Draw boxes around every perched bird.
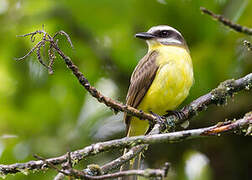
[123,25,194,170]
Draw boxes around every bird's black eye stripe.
[153,30,172,37]
[160,30,170,37]
[151,29,185,44]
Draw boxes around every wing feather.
[124,50,159,134]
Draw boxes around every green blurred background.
[0,0,251,179]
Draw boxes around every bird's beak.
[135,32,155,40]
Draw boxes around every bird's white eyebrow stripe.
[147,25,182,36]
[158,37,182,45]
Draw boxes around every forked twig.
[16,27,74,75]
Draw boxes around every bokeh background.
[0,0,252,179]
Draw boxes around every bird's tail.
[120,144,143,180]
[120,116,149,180]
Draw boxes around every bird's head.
[135,25,187,49]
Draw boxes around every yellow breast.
[128,45,194,136]
[138,45,194,115]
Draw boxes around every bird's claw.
[149,111,167,131]
[164,110,186,120]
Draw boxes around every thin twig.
[200,7,252,35]
[55,168,167,180]
[16,28,54,71]
[101,145,146,174]
[48,44,56,74]
[53,30,74,49]
[33,154,66,175]
[84,168,167,180]
[15,41,42,61]
[55,162,169,180]
[17,29,48,42]
[36,41,50,69]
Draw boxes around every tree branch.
[170,73,252,129]
[1,112,251,177]
[200,7,252,35]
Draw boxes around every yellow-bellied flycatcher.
[123,25,194,169]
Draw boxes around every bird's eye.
[159,30,170,37]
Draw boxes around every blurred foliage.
[0,0,252,179]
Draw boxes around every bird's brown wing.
[124,50,159,135]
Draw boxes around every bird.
[123,25,194,171]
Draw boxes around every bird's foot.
[149,111,167,131]
[164,110,186,120]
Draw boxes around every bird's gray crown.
[147,25,182,36]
